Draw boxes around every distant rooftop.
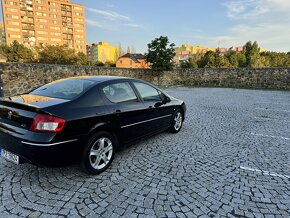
[120,53,146,63]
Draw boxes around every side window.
[102,82,137,103]
[134,82,162,102]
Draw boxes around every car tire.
[168,109,183,133]
[81,131,118,175]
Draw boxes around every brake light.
[30,114,66,133]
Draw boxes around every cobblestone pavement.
[1,88,290,218]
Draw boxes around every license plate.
[0,148,19,164]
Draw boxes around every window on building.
[5,1,17,5]
[7,27,20,32]
[35,0,45,4]
[74,12,83,16]
[8,34,21,38]
[6,20,19,25]
[6,7,18,12]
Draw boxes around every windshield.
[30,79,95,100]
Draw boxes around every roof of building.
[119,53,145,63]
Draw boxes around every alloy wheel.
[174,112,182,131]
[89,137,113,170]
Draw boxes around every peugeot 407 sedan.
[0,76,186,174]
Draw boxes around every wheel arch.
[89,122,120,149]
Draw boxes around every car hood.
[3,94,70,108]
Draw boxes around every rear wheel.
[168,109,183,133]
[81,131,117,175]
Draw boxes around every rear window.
[30,79,95,100]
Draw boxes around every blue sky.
[1,0,290,53]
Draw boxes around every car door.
[132,81,174,134]
[99,81,148,143]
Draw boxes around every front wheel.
[168,109,183,133]
[81,131,117,175]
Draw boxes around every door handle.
[148,106,153,109]
[115,110,121,116]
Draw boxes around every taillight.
[30,114,66,133]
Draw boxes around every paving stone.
[0,88,290,217]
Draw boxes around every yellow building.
[86,42,120,64]
[1,0,86,54]
[176,44,215,56]
[175,44,216,64]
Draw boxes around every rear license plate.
[0,148,19,164]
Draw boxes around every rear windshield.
[30,79,95,100]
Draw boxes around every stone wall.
[0,62,289,96]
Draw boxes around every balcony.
[22,32,35,37]
[21,6,33,11]
[61,5,72,11]
[62,22,72,28]
[21,18,34,24]
[61,12,72,17]
[22,25,34,30]
[21,12,34,17]
[63,29,73,34]
[62,17,72,22]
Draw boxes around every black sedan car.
[0,76,186,174]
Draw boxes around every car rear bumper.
[0,128,84,166]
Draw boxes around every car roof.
[64,76,133,83]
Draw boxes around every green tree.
[75,52,87,65]
[244,41,261,67]
[94,61,105,66]
[260,51,290,67]
[146,36,176,71]
[1,41,35,63]
[37,45,86,65]
[225,49,247,67]
[199,51,231,68]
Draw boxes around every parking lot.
[0,87,290,217]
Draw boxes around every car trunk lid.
[0,94,69,131]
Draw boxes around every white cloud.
[86,19,116,31]
[85,7,131,21]
[224,0,290,19]
[214,0,290,51]
[122,23,142,28]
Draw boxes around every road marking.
[250,133,290,140]
[240,166,290,179]
[255,108,290,113]
[254,117,290,123]
[258,102,290,106]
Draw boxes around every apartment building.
[1,0,86,53]
[0,22,6,45]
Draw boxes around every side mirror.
[162,96,171,104]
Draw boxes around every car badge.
[7,111,12,120]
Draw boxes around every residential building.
[1,0,86,53]
[0,22,6,45]
[175,44,215,63]
[86,42,120,64]
[216,47,228,54]
[116,53,149,69]
[235,46,244,52]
